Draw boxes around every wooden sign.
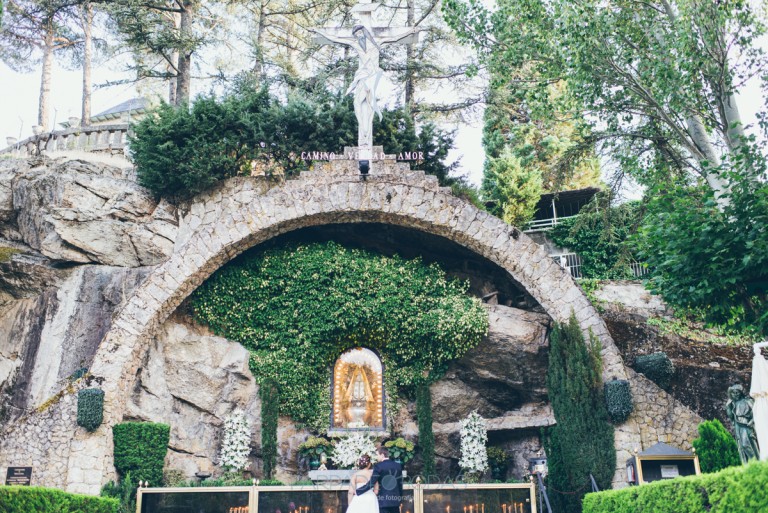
[5,466,32,486]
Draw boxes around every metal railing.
[1,124,130,157]
[552,253,583,279]
[523,215,578,233]
[135,480,538,513]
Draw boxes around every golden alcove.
[331,347,385,431]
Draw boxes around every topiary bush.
[604,379,633,424]
[634,352,675,388]
[77,388,104,432]
[0,486,119,513]
[692,419,741,473]
[583,460,768,513]
[112,422,170,486]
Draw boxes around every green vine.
[416,384,435,478]
[191,242,489,431]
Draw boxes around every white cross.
[311,2,419,162]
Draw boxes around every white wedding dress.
[347,478,379,513]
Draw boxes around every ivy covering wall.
[190,242,489,431]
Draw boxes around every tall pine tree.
[543,314,615,513]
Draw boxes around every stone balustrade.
[2,124,130,157]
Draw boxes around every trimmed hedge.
[77,388,104,432]
[634,352,675,388]
[0,486,119,513]
[604,379,633,423]
[583,460,768,513]
[113,422,170,486]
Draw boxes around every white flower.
[332,434,377,468]
[458,411,489,474]
[220,410,252,471]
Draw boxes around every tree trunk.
[175,1,194,105]
[80,3,93,126]
[404,0,416,113]
[252,0,266,80]
[168,50,178,105]
[39,21,55,131]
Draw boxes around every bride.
[347,454,378,513]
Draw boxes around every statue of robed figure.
[726,384,761,464]
[310,1,418,161]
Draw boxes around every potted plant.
[298,436,333,470]
[486,447,510,481]
[384,438,415,465]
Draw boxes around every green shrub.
[131,83,459,200]
[634,352,675,388]
[112,422,170,486]
[548,201,642,279]
[260,381,279,479]
[0,486,119,513]
[101,473,136,513]
[416,384,435,477]
[544,314,616,513]
[583,460,768,513]
[604,379,633,423]
[77,388,104,431]
[692,419,740,473]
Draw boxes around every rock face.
[126,320,262,480]
[3,157,178,266]
[595,280,753,426]
[0,259,149,420]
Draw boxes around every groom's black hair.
[377,446,390,458]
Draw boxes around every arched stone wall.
[0,162,701,494]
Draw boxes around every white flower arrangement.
[332,434,377,468]
[458,410,489,475]
[220,410,252,471]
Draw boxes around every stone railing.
[2,124,130,157]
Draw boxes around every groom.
[356,446,404,513]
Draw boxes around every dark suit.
[356,458,403,513]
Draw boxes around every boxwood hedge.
[0,486,119,513]
[583,460,768,513]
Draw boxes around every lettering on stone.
[299,151,424,161]
[5,466,32,486]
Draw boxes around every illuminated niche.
[332,348,385,431]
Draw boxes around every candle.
[470,506,473,513]
[482,504,485,513]
[502,504,507,513]
[464,507,467,513]
[447,507,450,513]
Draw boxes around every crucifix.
[311,1,419,169]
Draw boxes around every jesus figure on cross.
[311,2,418,161]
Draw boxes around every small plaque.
[660,464,679,478]
[5,466,32,486]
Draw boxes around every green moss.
[0,247,20,263]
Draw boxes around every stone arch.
[4,163,701,495]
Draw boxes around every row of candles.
[228,508,249,513]
[450,504,526,513]
[269,503,526,513]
